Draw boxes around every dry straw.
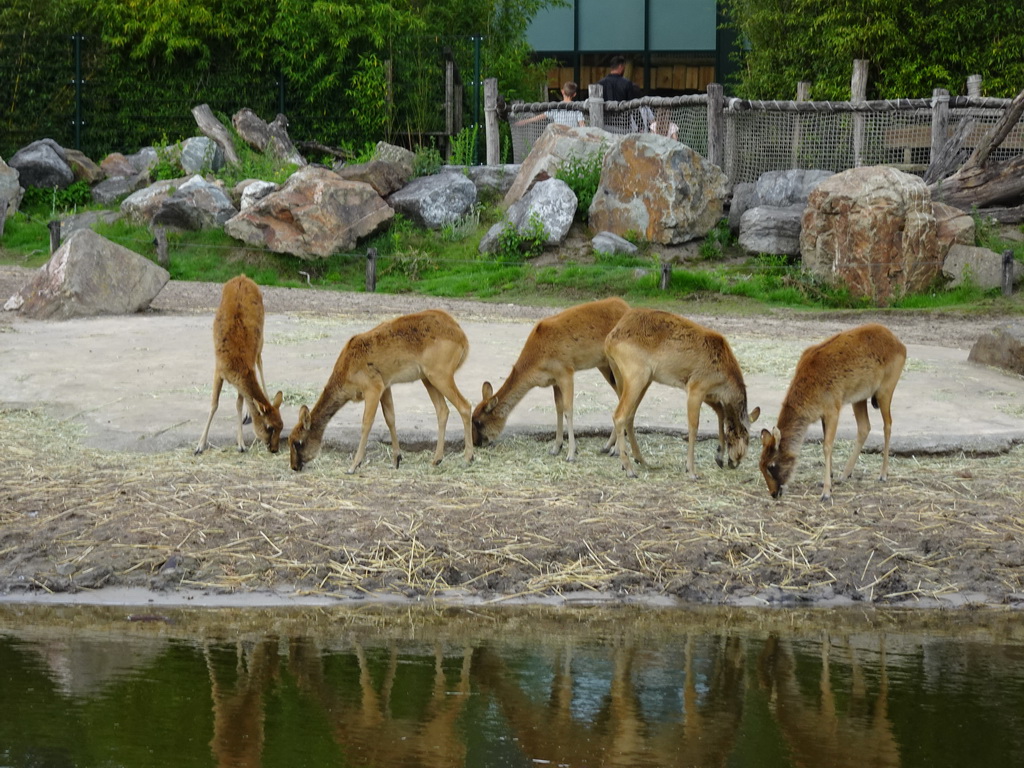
[1,408,1022,605]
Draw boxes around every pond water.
[1,603,1023,768]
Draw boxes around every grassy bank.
[3,180,1024,315]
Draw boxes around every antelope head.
[716,405,760,469]
[250,391,284,453]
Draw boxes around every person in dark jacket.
[597,55,643,102]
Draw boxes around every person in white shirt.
[516,82,585,128]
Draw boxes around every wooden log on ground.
[928,87,1024,209]
[191,104,241,167]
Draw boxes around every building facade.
[525,0,737,98]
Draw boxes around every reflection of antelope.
[288,309,474,473]
[205,639,279,768]
[758,324,906,500]
[286,638,473,768]
[757,634,899,768]
[195,275,284,455]
[472,297,629,460]
[604,308,759,478]
[472,635,746,767]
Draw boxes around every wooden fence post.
[851,60,869,166]
[967,74,983,98]
[0,199,7,240]
[484,77,500,166]
[931,88,950,167]
[154,226,169,268]
[48,220,61,253]
[1003,249,1015,296]
[791,81,811,167]
[659,260,672,290]
[588,83,605,130]
[365,247,378,293]
[445,57,456,137]
[707,82,725,171]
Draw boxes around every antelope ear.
[760,428,774,448]
[749,406,760,424]
[254,400,268,416]
[772,426,782,443]
[272,391,283,408]
[299,405,312,430]
[481,381,493,400]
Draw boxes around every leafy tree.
[721,0,1024,99]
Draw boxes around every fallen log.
[928,87,1024,210]
[191,104,241,167]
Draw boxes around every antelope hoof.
[548,444,561,456]
[393,454,403,469]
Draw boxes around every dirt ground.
[1,265,1023,609]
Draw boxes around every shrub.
[555,148,605,220]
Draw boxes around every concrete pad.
[1,311,1023,458]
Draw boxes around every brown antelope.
[472,297,629,461]
[604,308,759,479]
[759,323,906,501]
[195,275,284,455]
[289,309,474,473]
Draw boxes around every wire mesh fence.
[508,91,1024,186]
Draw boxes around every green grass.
[3,193,1024,316]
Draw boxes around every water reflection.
[1,606,1023,768]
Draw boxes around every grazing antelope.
[195,275,284,455]
[289,309,474,473]
[604,308,759,479]
[473,297,629,461]
[759,323,906,501]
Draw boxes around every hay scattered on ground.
[1,408,1022,606]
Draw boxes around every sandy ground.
[1,265,1023,608]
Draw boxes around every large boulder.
[1,156,21,218]
[231,108,305,166]
[592,231,639,256]
[91,172,151,206]
[178,136,225,174]
[943,244,1022,290]
[224,166,393,258]
[100,152,137,179]
[151,175,237,230]
[479,178,577,254]
[9,229,169,320]
[968,323,1024,376]
[336,159,410,198]
[800,166,939,305]
[388,171,477,229]
[237,180,278,211]
[731,170,832,235]
[504,124,618,207]
[452,164,521,198]
[933,201,975,259]
[374,142,416,178]
[120,178,189,225]
[64,149,104,184]
[738,206,804,255]
[588,134,729,244]
[8,139,74,189]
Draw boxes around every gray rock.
[11,229,169,319]
[388,171,477,229]
[91,171,150,206]
[754,169,833,207]
[120,178,188,225]
[592,231,639,256]
[450,164,521,197]
[738,205,804,255]
[99,152,137,179]
[1,156,21,218]
[374,142,416,178]
[728,182,755,232]
[336,158,409,198]
[179,137,225,174]
[59,209,122,237]
[943,244,1022,289]
[480,178,577,253]
[152,175,237,230]
[238,180,278,211]
[504,124,619,207]
[8,139,74,189]
[968,323,1024,376]
[126,147,159,175]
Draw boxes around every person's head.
[561,81,578,100]
[609,55,626,74]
